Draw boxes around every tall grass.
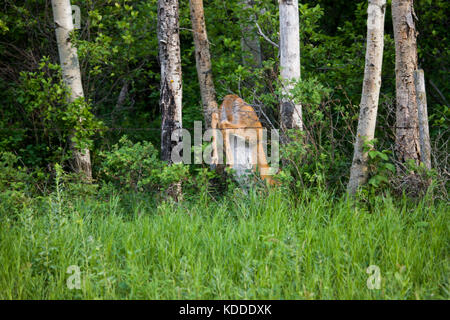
[0,186,448,299]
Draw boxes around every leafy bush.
[98,136,190,193]
[0,152,30,192]
[278,78,349,192]
[0,152,46,213]
[0,151,48,194]
[4,57,103,168]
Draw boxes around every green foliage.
[0,151,47,196]
[98,136,190,192]
[367,149,395,188]
[362,139,396,190]
[288,77,332,106]
[0,0,447,196]
[0,152,46,214]
[2,57,102,168]
[0,152,30,193]
[280,130,334,192]
[279,75,350,192]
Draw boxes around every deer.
[210,94,276,186]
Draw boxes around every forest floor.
[0,188,448,299]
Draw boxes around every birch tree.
[392,0,421,165]
[51,0,92,179]
[347,0,386,195]
[279,0,302,132]
[158,0,182,163]
[158,0,183,200]
[189,0,218,128]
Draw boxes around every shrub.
[98,136,190,193]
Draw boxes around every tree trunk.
[347,0,386,195]
[115,80,129,112]
[51,0,92,180]
[189,0,218,128]
[414,69,431,170]
[279,0,302,133]
[158,0,183,200]
[240,0,262,68]
[112,80,129,123]
[392,0,421,165]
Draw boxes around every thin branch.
[255,22,279,48]
[429,78,449,106]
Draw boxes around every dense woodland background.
[0,0,448,197]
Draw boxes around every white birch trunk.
[51,0,92,180]
[158,0,182,163]
[189,0,218,128]
[414,69,431,170]
[158,0,183,201]
[279,0,302,132]
[347,0,386,195]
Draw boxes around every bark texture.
[347,0,386,195]
[392,0,421,164]
[414,69,431,170]
[189,0,218,128]
[51,0,92,180]
[158,0,183,163]
[279,0,302,132]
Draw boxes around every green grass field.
[0,188,448,299]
